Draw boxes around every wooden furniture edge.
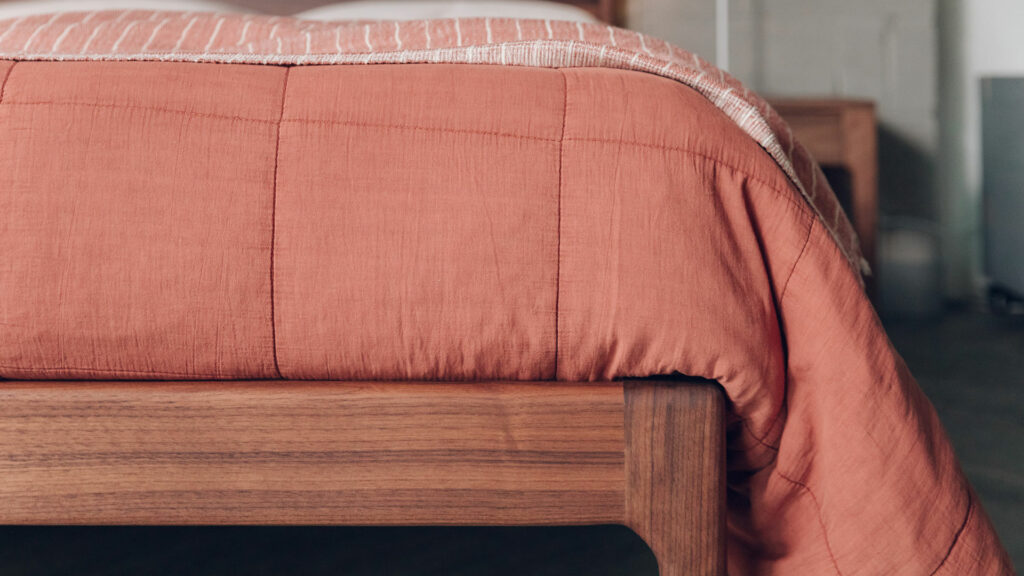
[0,378,724,574]
[624,379,726,575]
[768,97,879,290]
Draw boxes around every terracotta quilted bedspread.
[0,11,1012,574]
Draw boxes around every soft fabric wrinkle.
[0,60,15,101]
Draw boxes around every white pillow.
[294,1,598,23]
[0,0,249,19]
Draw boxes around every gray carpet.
[0,310,1019,574]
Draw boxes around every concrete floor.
[0,310,1019,574]
[886,309,1023,569]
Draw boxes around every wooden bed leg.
[624,379,726,576]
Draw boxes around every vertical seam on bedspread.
[779,214,815,303]
[0,61,16,104]
[269,66,290,379]
[555,69,568,381]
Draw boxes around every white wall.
[966,0,1024,74]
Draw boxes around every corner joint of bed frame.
[622,377,727,576]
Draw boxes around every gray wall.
[940,0,1024,298]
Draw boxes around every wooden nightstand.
[769,99,878,281]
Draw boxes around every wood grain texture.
[624,379,726,576]
[0,378,725,571]
[0,381,625,525]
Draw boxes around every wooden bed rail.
[0,378,724,575]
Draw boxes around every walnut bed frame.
[0,378,725,575]
[0,0,725,574]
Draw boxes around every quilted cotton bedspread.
[0,11,1012,574]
